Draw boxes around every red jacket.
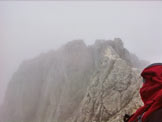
[128,63,162,122]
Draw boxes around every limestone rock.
[66,47,143,122]
[0,39,146,122]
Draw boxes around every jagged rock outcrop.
[0,38,147,122]
[66,46,143,122]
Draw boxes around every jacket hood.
[128,63,162,122]
[140,63,162,105]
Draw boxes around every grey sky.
[0,1,162,104]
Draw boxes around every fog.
[0,1,162,104]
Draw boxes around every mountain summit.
[0,39,147,122]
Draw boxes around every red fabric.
[128,65,162,122]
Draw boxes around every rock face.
[66,49,143,122]
[0,39,147,122]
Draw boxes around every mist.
[0,1,162,105]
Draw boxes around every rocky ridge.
[0,38,146,122]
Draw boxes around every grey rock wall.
[0,39,146,122]
[67,47,143,122]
